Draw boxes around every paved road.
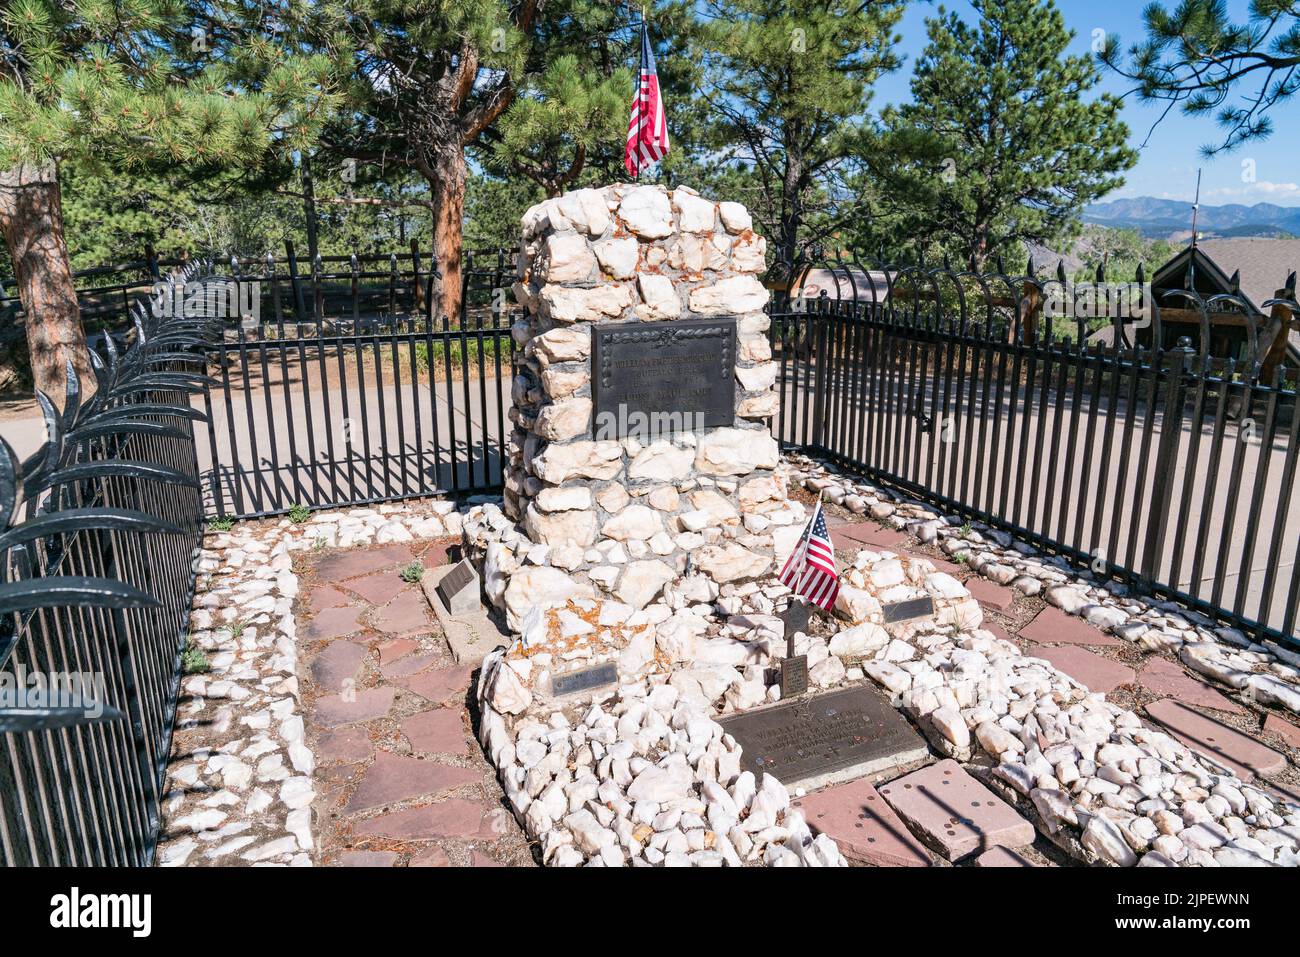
[193,371,512,515]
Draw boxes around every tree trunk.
[429,148,466,324]
[778,146,804,270]
[301,153,321,263]
[0,161,91,406]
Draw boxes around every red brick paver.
[403,709,470,756]
[380,651,440,680]
[394,665,475,706]
[317,727,375,764]
[345,751,481,813]
[974,846,1037,867]
[308,585,350,613]
[879,759,1036,861]
[310,640,368,692]
[965,577,1016,612]
[1138,658,1244,714]
[371,589,433,635]
[794,778,932,866]
[1029,645,1135,694]
[306,605,365,642]
[314,544,415,582]
[298,541,532,867]
[981,619,1013,643]
[421,540,460,567]
[1019,607,1122,647]
[344,569,409,606]
[337,850,399,867]
[314,686,396,727]
[353,800,507,841]
[830,521,909,551]
[409,846,452,867]
[1264,713,1300,749]
[379,638,420,665]
[1145,699,1286,780]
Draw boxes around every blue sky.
[871,0,1300,207]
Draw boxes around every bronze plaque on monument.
[720,685,927,788]
[590,317,736,438]
[882,596,935,624]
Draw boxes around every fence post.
[268,250,283,328]
[410,239,424,315]
[284,239,308,321]
[1141,337,1194,588]
[811,290,830,451]
[389,253,399,320]
[350,252,361,328]
[312,254,324,323]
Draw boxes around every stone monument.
[496,183,806,628]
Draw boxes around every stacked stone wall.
[501,184,802,622]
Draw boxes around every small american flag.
[624,18,669,178]
[778,499,841,610]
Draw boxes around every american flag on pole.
[778,499,841,610]
[625,17,669,178]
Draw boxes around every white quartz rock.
[828,621,890,658]
[1082,815,1138,867]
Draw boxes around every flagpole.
[635,8,646,184]
[791,489,822,608]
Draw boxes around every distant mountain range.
[1083,198,1300,240]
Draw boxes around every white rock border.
[789,453,1300,720]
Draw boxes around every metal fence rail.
[195,251,518,518]
[771,259,1300,646]
[0,266,209,866]
[1,243,512,335]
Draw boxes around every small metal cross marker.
[779,600,813,639]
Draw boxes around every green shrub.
[399,561,425,583]
[288,504,311,524]
[181,639,210,675]
[409,336,504,372]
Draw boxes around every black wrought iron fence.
[771,258,1300,646]
[197,249,519,518]
[0,242,513,338]
[0,265,210,866]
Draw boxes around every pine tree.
[864,0,1136,269]
[276,1,685,322]
[0,0,329,399]
[1100,0,1300,155]
[487,55,630,198]
[691,0,906,270]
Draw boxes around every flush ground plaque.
[720,685,929,789]
[590,317,736,439]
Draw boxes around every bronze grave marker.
[720,685,928,789]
